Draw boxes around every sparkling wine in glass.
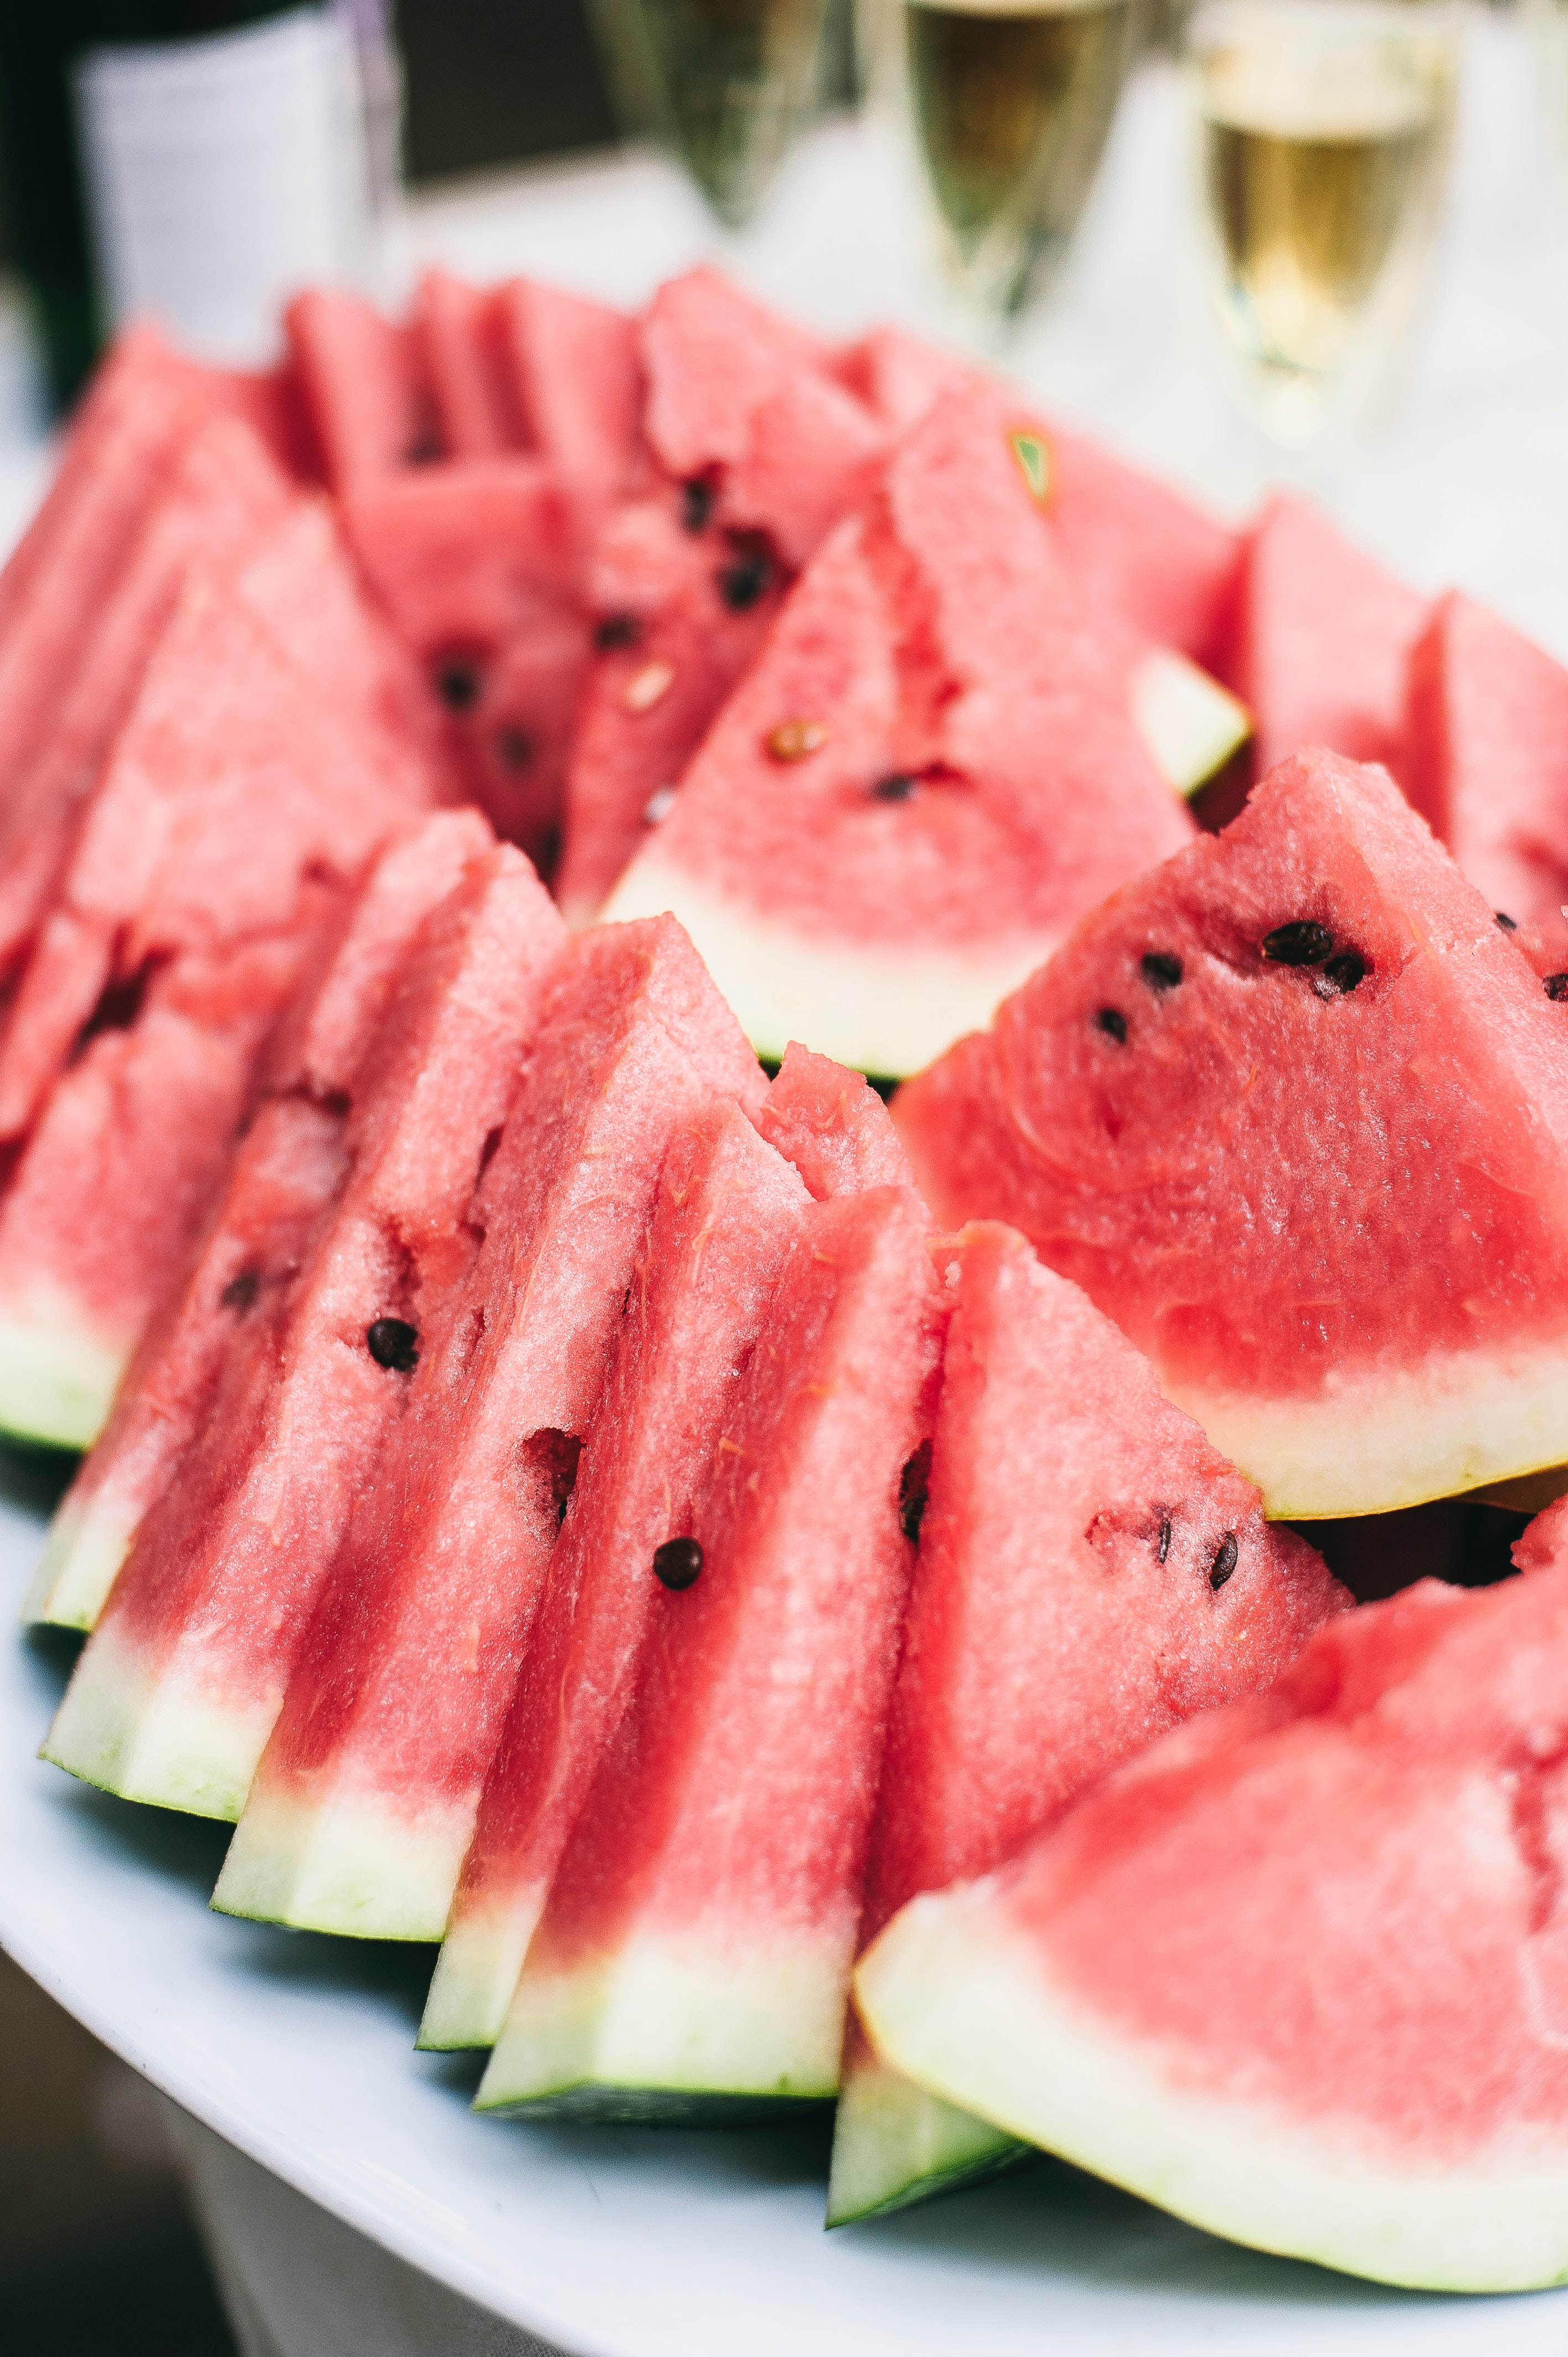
[902,0,1135,321]
[1188,0,1461,443]
[601,0,835,227]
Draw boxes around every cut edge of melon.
[22,1494,137,1631]
[826,2039,1024,2226]
[856,1882,1568,2294]
[1175,1347,1568,1520]
[0,1314,123,1454]
[1131,650,1251,797]
[418,1886,549,2051]
[476,1933,849,2118]
[42,1628,260,1821]
[599,860,1054,1078]
[212,1779,472,1942]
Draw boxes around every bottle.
[0,4,398,413]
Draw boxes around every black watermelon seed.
[1546,974,1568,1002]
[1495,912,1518,932]
[494,725,533,771]
[1210,1532,1239,1590]
[653,1536,704,1591]
[1262,920,1335,966]
[221,1268,259,1315]
[1095,1007,1128,1044]
[1314,949,1368,999]
[680,476,714,534]
[1141,951,1183,992]
[899,1440,933,1543]
[871,774,919,804]
[435,661,482,712]
[595,613,642,651]
[367,1316,419,1373]
[1157,1516,1172,1564]
[718,550,772,611]
[404,433,442,466]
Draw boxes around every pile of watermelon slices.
[15,262,1568,2299]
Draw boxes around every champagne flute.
[1185,0,1463,445]
[898,0,1136,324]
[591,0,835,228]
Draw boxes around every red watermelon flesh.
[893,744,1568,1519]
[0,415,295,1023]
[419,1093,813,2050]
[496,277,643,505]
[828,1222,1348,2224]
[210,915,766,1935]
[754,1039,916,1201]
[603,381,1194,1076]
[1401,591,1568,939]
[285,288,442,488]
[203,362,323,483]
[833,325,970,436]
[415,269,524,460]
[43,845,565,1821]
[857,1559,1568,2292]
[474,1180,942,2119]
[1227,493,1427,778]
[26,809,493,1635]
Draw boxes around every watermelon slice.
[25,809,494,1635]
[421,1041,912,2050]
[42,843,565,1819]
[209,915,765,1937]
[827,1223,1347,2225]
[602,383,1195,1076]
[494,276,643,503]
[856,1555,1568,2292]
[415,270,522,460]
[894,744,1568,1519]
[1039,420,1240,672]
[286,288,442,487]
[472,1177,941,2118]
[1227,493,1427,778]
[1401,591,1568,938]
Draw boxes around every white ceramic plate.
[0,1459,1562,2356]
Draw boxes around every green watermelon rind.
[826,2044,1026,2226]
[600,861,1055,1079]
[212,1783,472,1942]
[0,1318,123,1455]
[477,2085,834,2127]
[22,1493,136,1632]
[856,1883,1568,2295]
[419,1897,545,2051]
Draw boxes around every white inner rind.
[213,1780,473,1943]
[23,1494,136,1632]
[1131,650,1251,796]
[43,1627,267,1821]
[1176,1344,1568,1519]
[477,1935,848,2112]
[0,1315,123,1453]
[826,2040,1020,2226]
[857,1882,1568,2294]
[420,1886,550,2051]
[599,861,1055,1077]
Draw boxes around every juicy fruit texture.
[753,1040,916,1201]
[828,1224,1347,2224]
[894,747,1568,1519]
[1226,494,1426,777]
[1402,591,1568,937]
[211,918,765,1938]
[286,289,440,487]
[43,847,564,1820]
[604,384,1194,1077]
[857,1561,1568,2293]
[497,276,643,503]
[476,1182,942,2119]
[27,811,493,1634]
[420,1095,812,2050]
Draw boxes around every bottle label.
[74,7,373,363]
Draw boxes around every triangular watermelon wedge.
[894,744,1568,1518]
[415,269,523,460]
[1401,590,1568,937]
[210,916,765,1937]
[827,1223,1347,2225]
[602,382,1195,1076]
[43,843,566,1818]
[26,809,493,1635]
[856,1548,1568,2292]
[472,1178,941,2118]
[494,276,643,503]
[286,287,442,487]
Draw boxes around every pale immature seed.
[623,660,675,715]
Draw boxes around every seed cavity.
[1210,1532,1238,1590]
[899,1439,933,1543]
[1157,1516,1172,1563]
[221,1268,260,1315]
[680,476,715,534]
[767,718,828,763]
[494,725,532,771]
[624,660,675,715]
[367,1316,419,1373]
[595,613,642,651]
[643,785,677,826]
[1095,1006,1128,1044]
[653,1536,704,1591]
[1141,951,1183,992]
[1495,912,1518,932]
[435,660,482,712]
[718,546,772,612]
[1262,920,1334,967]
[1314,949,1368,999]
[871,774,918,804]
[1546,974,1568,1003]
